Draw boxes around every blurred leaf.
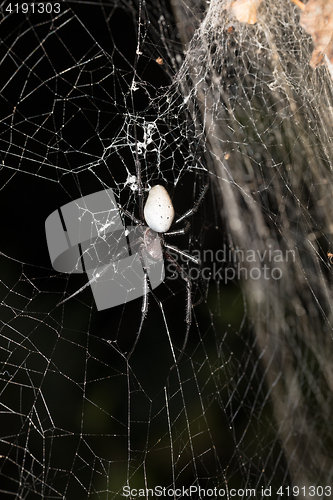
[300,0,333,68]
[226,0,263,25]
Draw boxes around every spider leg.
[164,221,190,237]
[57,275,98,307]
[57,235,143,307]
[175,179,209,224]
[135,159,144,221]
[164,242,201,265]
[126,244,150,359]
[133,123,144,220]
[165,251,192,363]
[118,204,143,226]
[193,270,210,307]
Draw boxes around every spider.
[118,175,209,361]
[57,173,208,361]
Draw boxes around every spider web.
[1,0,333,498]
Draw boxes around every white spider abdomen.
[144,185,175,233]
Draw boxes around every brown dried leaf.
[290,0,305,11]
[226,0,263,25]
[299,0,333,67]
